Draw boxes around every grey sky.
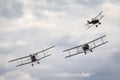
[0,0,120,80]
[0,0,23,19]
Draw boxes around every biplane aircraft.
[9,46,55,67]
[86,11,104,29]
[63,35,108,58]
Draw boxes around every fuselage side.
[89,19,99,24]
[30,55,37,62]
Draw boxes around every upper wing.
[16,61,32,67]
[63,35,106,52]
[93,11,103,20]
[98,15,104,20]
[63,35,108,58]
[63,44,84,58]
[37,54,51,61]
[16,54,52,67]
[91,41,108,50]
[63,45,82,52]
[8,55,30,62]
[86,35,106,44]
[88,35,108,51]
[9,46,55,67]
[34,46,55,55]
[9,46,55,62]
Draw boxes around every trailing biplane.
[86,11,104,29]
[9,46,55,67]
[63,35,108,58]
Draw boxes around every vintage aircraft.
[86,11,104,29]
[63,35,108,58]
[9,46,55,67]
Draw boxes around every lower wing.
[16,54,51,67]
[65,51,83,58]
[87,24,94,29]
[91,41,108,50]
[16,61,32,67]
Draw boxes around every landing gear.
[90,49,93,52]
[31,62,40,66]
[99,22,101,24]
[84,51,86,55]
[96,25,98,27]
[38,62,40,64]
[82,44,89,55]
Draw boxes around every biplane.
[63,35,108,58]
[9,46,55,67]
[86,11,104,29]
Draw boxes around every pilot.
[82,44,92,54]
[82,44,89,51]
[30,55,36,62]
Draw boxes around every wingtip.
[53,46,55,47]
[103,34,107,37]
[8,60,14,62]
[65,56,69,58]
[51,45,55,48]
[63,50,66,52]
[8,61,11,62]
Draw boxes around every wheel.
[38,62,40,64]
[90,49,93,52]
[84,51,86,55]
[96,25,98,27]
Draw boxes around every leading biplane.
[63,35,108,58]
[86,11,104,29]
[9,46,55,67]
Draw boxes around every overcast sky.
[0,0,120,80]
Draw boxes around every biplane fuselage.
[86,11,104,29]
[30,55,37,62]
[89,19,99,24]
[82,44,92,54]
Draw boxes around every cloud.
[0,40,30,49]
[74,0,104,7]
[0,70,37,80]
[53,72,93,78]
[0,0,23,19]
[0,0,120,80]
[81,49,120,80]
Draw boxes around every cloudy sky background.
[0,0,120,80]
